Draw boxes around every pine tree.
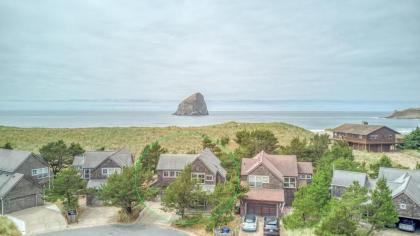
[366,178,399,235]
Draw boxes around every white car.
[242,214,258,232]
[398,219,416,232]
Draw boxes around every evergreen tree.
[39,140,72,175]
[99,167,157,215]
[369,155,392,178]
[404,127,420,150]
[140,142,167,172]
[1,142,13,150]
[366,178,399,235]
[162,164,204,218]
[235,129,279,158]
[46,167,86,211]
[67,143,85,157]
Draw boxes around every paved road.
[37,224,191,236]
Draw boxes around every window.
[248,175,269,188]
[299,174,312,180]
[84,169,91,179]
[283,177,296,188]
[369,135,378,140]
[163,171,180,178]
[31,167,49,179]
[102,168,121,177]
[191,173,205,184]
[400,203,407,210]
[205,175,214,181]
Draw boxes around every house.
[0,148,51,187]
[332,123,400,152]
[378,167,420,220]
[73,148,133,187]
[330,169,369,197]
[155,148,226,192]
[0,173,43,214]
[240,151,313,217]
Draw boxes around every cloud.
[0,0,419,101]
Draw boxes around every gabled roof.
[241,151,311,180]
[297,162,313,174]
[331,169,367,187]
[73,148,133,169]
[0,173,24,197]
[156,148,227,178]
[0,149,32,173]
[378,167,420,206]
[333,124,399,135]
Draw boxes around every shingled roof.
[73,148,133,169]
[331,169,368,187]
[0,149,33,173]
[0,173,24,198]
[333,124,399,135]
[378,167,420,206]
[156,148,227,178]
[241,151,313,179]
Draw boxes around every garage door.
[247,203,277,216]
[4,194,38,213]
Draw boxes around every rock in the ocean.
[387,108,420,119]
[174,93,209,116]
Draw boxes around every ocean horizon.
[0,100,418,133]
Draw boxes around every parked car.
[398,218,416,232]
[264,216,280,235]
[242,214,258,232]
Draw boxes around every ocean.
[0,100,419,133]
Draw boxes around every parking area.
[8,203,67,235]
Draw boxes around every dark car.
[264,216,280,236]
[398,218,417,232]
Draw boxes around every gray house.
[378,167,420,220]
[331,170,369,197]
[73,148,133,205]
[0,149,51,187]
[155,148,226,192]
[0,173,43,214]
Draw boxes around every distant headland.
[387,108,420,119]
[173,92,209,116]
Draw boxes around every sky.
[0,0,419,101]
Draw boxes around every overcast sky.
[0,0,419,101]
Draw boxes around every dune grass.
[0,216,21,236]
[0,122,313,156]
[354,149,420,169]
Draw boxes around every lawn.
[0,122,313,156]
[0,216,21,236]
[354,149,420,169]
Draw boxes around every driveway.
[239,217,264,236]
[37,224,191,236]
[8,203,67,235]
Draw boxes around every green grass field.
[354,149,420,169]
[0,122,313,156]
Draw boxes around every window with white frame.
[299,174,312,180]
[163,171,180,178]
[205,175,214,181]
[191,173,205,184]
[400,203,407,210]
[283,177,296,188]
[102,168,121,177]
[369,134,378,140]
[31,167,49,179]
[248,175,269,188]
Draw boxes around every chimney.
[362,121,368,125]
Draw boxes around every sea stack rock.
[174,92,209,116]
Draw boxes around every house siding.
[333,127,397,152]
[14,154,50,186]
[246,165,282,189]
[191,158,215,185]
[1,177,43,214]
[393,193,420,220]
[91,158,121,179]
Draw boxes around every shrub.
[0,216,21,236]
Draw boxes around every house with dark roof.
[331,167,420,221]
[331,169,369,197]
[0,149,51,187]
[0,173,44,214]
[240,151,313,217]
[332,123,400,152]
[155,148,226,192]
[379,167,420,220]
[73,148,133,186]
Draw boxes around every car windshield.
[401,219,413,224]
[265,217,277,225]
[244,216,256,223]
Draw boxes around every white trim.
[101,168,121,177]
[191,172,205,184]
[400,203,407,210]
[283,177,296,188]
[248,175,269,187]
